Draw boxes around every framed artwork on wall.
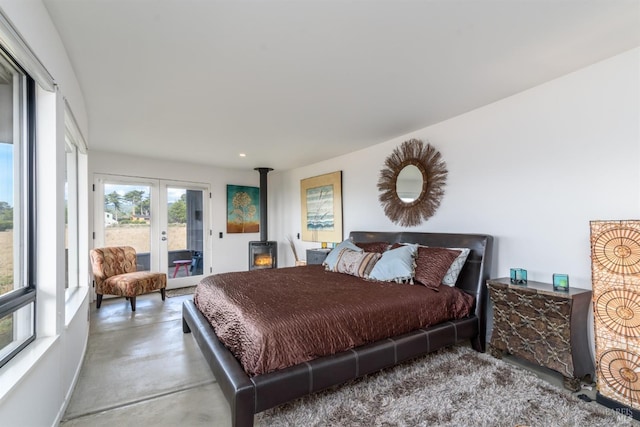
[227,184,260,233]
[300,171,343,243]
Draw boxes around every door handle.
[161,237,167,241]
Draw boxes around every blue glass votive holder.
[510,268,527,284]
[553,274,569,291]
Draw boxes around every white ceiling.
[42,0,640,171]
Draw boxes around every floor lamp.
[591,220,640,420]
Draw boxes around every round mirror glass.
[396,164,424,203]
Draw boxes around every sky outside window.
[0,143,12,205]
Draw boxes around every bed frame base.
[183,231,493,426]
[183,300,479,426]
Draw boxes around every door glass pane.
[103,183,152,271]
[167,187,203,278]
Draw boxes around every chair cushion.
[91,246,138,276]
[100,271,167,297]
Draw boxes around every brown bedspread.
[193,265,474,376]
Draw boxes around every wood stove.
[249,167,277,270]
[249,241,277,270]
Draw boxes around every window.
[65,138,78,290]
[0,49,36,368]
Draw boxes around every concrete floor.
[60,291,231,427]
[60,291,609,427]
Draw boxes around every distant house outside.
[104,212,118,227]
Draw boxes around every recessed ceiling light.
[239,153,246,157]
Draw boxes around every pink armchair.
[89,246,167,311]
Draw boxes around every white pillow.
[441,248,470,286]
[368,244,418,283]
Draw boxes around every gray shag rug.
[165,286,196,298]
[255,345,636,427]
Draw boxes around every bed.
[182,231,494,426]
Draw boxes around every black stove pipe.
[255,167,273,242]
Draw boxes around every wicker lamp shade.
[591,220,640,418]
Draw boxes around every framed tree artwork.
[227,185,259,233]
[300,171,343,243]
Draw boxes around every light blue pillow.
[323,239,363,271]
[368,244,418,283]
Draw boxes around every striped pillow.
[334,249,381,278]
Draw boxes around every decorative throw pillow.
[334,249,381,278]
[442,248,471,286]
[368,244,418,283]
[355,241,391,254]
[323,239,363,271]
[414,247,461,290]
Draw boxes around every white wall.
[0,1,90,426]
[0,0,87,137]
[88,151,262,275]
[272,47,640,291]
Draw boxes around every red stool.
[172,260,191,278]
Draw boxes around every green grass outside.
[0,276,15,351]
[0,315,12,350]
[0,279,11,295]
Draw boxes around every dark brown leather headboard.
[349,231,494,338]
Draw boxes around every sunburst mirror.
[377,139,447,227]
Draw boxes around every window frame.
[65,137,79,291]
[0,48,36,369]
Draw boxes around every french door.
[93,174,210,289]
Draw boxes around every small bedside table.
[487,277,594,391]
[306,248,331,265]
